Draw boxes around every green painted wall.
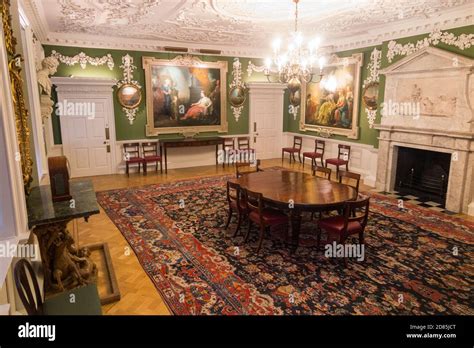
[45,24,473,147]
[284,25,474,148]
[43,45,267,143]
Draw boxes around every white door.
[60,98,112,177]
[248,83,286,159]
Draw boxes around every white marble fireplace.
[374,47,474,215]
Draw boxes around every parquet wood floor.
[75,158,472,315]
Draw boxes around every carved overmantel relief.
[374,47,474,215]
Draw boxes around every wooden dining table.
[229,169,357,251]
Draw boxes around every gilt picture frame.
[143,55,228,136]
[300,53,363,139]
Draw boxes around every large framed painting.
[143,55,228,135]
[300,53,363,139]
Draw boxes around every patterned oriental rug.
[96,173,474,315]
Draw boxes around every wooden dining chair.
[14,259,43,315]
[317,195,370,266]
[237,137,255,154]
[243,189,289,253]
[235,159,261,178]
[282,136,303,164]
[303,140,325,168]
[325,144,351,179]
[312,166,332,179]
[223,138,235,166]
[339,171,361,195]
[224,181,248,237]
[123,142,144,176]
[142,141,163,175]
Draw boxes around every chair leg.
[138,163,141,174]
[160,160,163,174]
[346,163,349,171]
[256,224,265,253]
[244,220,252,242]
[224,208,233,229]
[298,152,302,163]
[126,162,129,177]
[233,214,243,237]
[291,153,296,163]
[302,156,305,168]
[143,162,147,176]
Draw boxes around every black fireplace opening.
[394,147,451,206]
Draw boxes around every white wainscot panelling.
[283,132,378,187]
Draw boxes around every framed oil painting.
[143,55,228,135]
[300,53,363,139]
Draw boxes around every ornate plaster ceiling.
[23,0,474,56]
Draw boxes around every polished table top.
[229,169,357,209]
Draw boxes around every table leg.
[289,210,302,252]
[164,145,168,173]
[33,220,97,296]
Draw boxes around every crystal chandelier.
[264,0,325,92]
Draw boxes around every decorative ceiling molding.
[387,28,474,63]
[50,50,115,70]
[21,0,474,58]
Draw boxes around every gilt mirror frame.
[228,85,246,107]
[117,83,142,109]
[362,81,379,111]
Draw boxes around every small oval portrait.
[289,89,301,107]
[362,82,379,111]
[117,83,142,109]
[229,86,246,107]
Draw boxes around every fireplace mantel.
[375,47,474,215]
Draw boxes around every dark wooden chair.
[123,142,144,176]
[142,142,163,175]
[223,138,235,166]
[282,136,303,163]
[14,258,103,315]
[303,139,325,168]
[224,181,249,237]
[14,259,43,315]
[243,189,289,253]
[317,195,370,265]
[339,171,361,195]
[312,166,332,179]
[325,144,351,179]
[237,137,255,155]
[235,159,261,178]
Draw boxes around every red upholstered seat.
[127,157,144,163]
[302,151,322,158]
[249,208,288,225]
[318,216,363,235]
[282,147,300,152]
[143,155,162,162]
[326,158,348,165]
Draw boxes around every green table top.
[26,179,100,229]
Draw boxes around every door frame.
[247,82,286,159]
[52,77,117,177]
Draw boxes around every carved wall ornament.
[116,54,141,124]
[247,60,266,77]
[387,28,474,63]
[229,58,247,122]
[362,48,382,128]
[50,50,115,70]
[2,0,34,194]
